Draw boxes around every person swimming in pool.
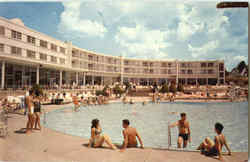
[197,122,231,161]
[169,112,191,148]
[88,119,117,150]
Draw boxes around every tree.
[113,84,124,96]
[31,84,43,96]
[177,83,184,92]
[169,82,177,94]
[159,83,169,93]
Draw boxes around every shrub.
[169,82,177,94]
[177,84,184,92]
[96,90,104,96]
[113,84,124,96]
[31,84,43,96]
[159,83,169,93]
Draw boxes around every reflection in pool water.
[42,102,248,152]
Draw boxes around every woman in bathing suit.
[88,119,117,150]
[197,122,231,161]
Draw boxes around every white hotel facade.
[0,17,225,89]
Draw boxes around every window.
[168,63,172,67]
[168,69,172,74]
[60,47,65,54]
[51,56,57,63]
[108,58,112,64]
[150,62,153,67]
[181,70,186,74]
[187,69,193,74]
[51,44,57,52]
[220,72,224,77]
[0,26,5,35]
[124,68,129,73]
[219,63,224,71]
[11,46,22,55]
[181,63,186,67]
[150,69,154,73]
[208,63,214,67]
[161,62,167,67]
[11,30,22,40]
[88,64,93,69]
[161,69,167,74]
[143,62,148,66]
[88,55,93,61]
[0,44,4,52]
[124,61,129,65]
[40,40,48,48]
[201,63,207,68]
[201,69,206,74]
[40,53,47,61]
[27,50,36,59]
[144,69,148,73]
[60,58,65,64]
[208,69,214,74]
[27,35,35,44]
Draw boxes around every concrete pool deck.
[0,103,248,162]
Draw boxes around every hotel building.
[0,17,225,89]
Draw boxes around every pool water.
[41,102,248,152]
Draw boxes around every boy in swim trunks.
[169,113,191,148]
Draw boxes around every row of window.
[0,26,66,54]
[0,43,66,64]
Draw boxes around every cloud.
[188,40,219,58]
[58,0,107,38]
[54,0,247,70]
[115,24,171,59]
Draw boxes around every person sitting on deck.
[120,119,144,152]
[169,113,191,148]
[197,122,231,161]
[88,119,117,150]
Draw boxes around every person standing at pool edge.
[169,113,191,148]
[121,119,144,152]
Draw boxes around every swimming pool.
[42,102,248,152]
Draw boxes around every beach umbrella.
[217,2,248,8]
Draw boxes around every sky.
[0,1,248,71]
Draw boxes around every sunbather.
[197,122,231,161]
[88,119,117,150]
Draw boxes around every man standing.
[121,119,144,152]
[169,113,191,148]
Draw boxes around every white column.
[59,70,62,88]
[176,61,179,85]
[36,65,39,85]
[92,75,94,85]
[120,56,124,85]
[76,72,79,85]
[101,75,104,85]
[1,61,5,89]
[83,72,86,85]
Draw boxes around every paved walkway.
[0,104,248,162]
